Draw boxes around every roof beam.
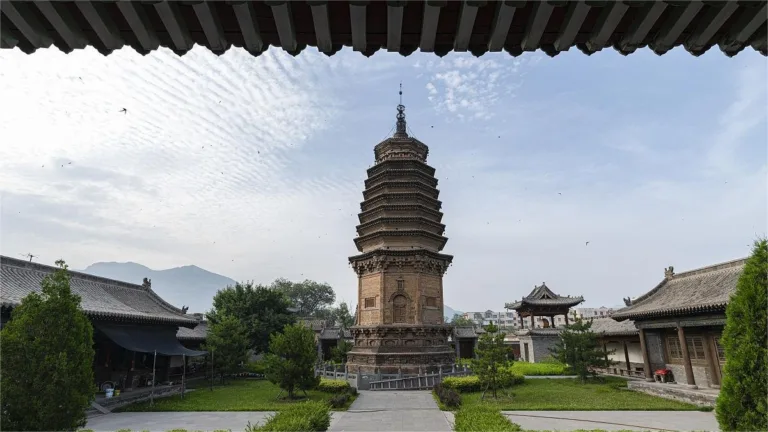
[586,1,629,52]
[0,1,53,48]
[521,1,554,51]
[192,1,229,52]
[116,1,159,52]
[153,1,194,52]
[36,1,88,51]
[231,1,264,53]
[685,1,739,54]
[488,1,518,52]
[309,1,333,53]
[454,1,480,52]
[554,1,590,52]
[650,1,704,55]
[268,1,297,53]
[618,0,667,54]
[0,26,19,49]
[387,1,405,52]
[718,3,767,54]
[76,1,124,51]
[420,1,442,52]
[350,2,368,52]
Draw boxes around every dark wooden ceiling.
[1,1,765,58]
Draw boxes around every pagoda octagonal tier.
[347,102,454,375]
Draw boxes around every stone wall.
[627,380,717,407]
[518,334,559,363]
[666,363,712,388]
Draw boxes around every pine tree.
[204,314,249,384]
[550,317,613,383]
[1,260,95,431]
[264,323,320,399]
[474,322,513,399]
[716,239,768,431]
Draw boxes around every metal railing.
[368,369,471,391]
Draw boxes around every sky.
[0,44,766,313]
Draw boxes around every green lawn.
[117,379,355,412]
[450,377,704,411]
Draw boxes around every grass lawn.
[448,377,705,411]
[117,379,355,412]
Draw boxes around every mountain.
[80,262,236,314]
[444,305,462,321]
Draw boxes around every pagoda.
[505,283,584,329]
[346,92,454,375]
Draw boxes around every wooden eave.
[1,1,765,58]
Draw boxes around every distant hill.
[79,262,236,314]
[444,305,462,321]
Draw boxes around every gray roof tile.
[1,256,197,327]
[588,318,638,336]
[613,258,746,321]
[177,321,208,341]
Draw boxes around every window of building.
[364,297,376,308]
[686,336,706,360]
[393,295,407,323]
[397,279,405,290]
[667,336,682,359]
[714,337,725,362]
[425,297,437,307]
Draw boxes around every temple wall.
[359,274,382,325]
[518,334,559,363]
[645,330,666,371]
[419,274,443,324]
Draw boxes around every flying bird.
[558,192,562,195]
[585,241,590,246]
[119,108,127,114]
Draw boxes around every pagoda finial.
[395,82,407,137]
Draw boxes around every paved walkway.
[503,410,719,431]
[86,411,274,431]
[329,391,453,432]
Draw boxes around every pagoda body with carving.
[346,101,454,375]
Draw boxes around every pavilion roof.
[1,1,765,59]
[612,257,746,321]
[1,255,199,327]
[505,282,584,310]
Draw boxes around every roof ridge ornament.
[395,82,407,138]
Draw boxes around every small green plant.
[328,393,350,409]
[454,405,522,432]
[250,401,331,431]
[443,373,524,394]
[246,361,267,375]
[433,382,461,409]
[317,378,351,393]
[475,322,515,399]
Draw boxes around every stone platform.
[628,380,719,407]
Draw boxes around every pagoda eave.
[348,248,454,264]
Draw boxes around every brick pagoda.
[346,96,454,375]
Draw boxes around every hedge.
[442,374,524,393]
[317,378,351,394]
[248,401,330,432]
[454,405,522,432]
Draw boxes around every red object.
[655,369,670,375]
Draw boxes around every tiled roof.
[516,328,562,337]
[1,256,197,327]
[319,327,352,340]
[298,318,327,332]
[505,282,584,310]
[612,258,746,321]
[589,317,638,337]
[1,1,764,58]
[453,326,484,339]
[177,321,208,341]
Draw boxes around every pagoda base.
[346,324,455,375]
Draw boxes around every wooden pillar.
[530,314,535,329]
[564,313,569,326]
[702,334,718,388]
[518,314,524,328]
[550,316,556,328]
[677,326,696,386]
[623,340,631,372]
[602,342,609,364]
[638,328,653,381]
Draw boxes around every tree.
[1,260,95,431]
[450,313,475,327]
[335,302,355,329]
[271,278,336,318]
[474,322,514,399]
[264,323,320,399]
[716,239,768,431]
[550,317,613,383]
[330,339,353,364]
[207,282,295,355]
[204,314,249,384]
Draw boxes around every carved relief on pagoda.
[350,254,451,277]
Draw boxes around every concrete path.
[503,410,719,431]
[85,411,274,431]
[329,391,453,432]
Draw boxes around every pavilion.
[1,1,765,58]
[0,255,207,393]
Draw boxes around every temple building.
[0,255,206,393]
[506,283,584,363]
[613,258,746,389]
[346,94,454,375]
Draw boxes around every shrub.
[454,405,522,432]
[433,382,461,409]
[264,323,320,399]
[251,401,331,431]
[550,318,614,383]
[317,378,351,393]
[716,239,768,431]
[0,260,95,431]
[328,393,350,409]
[442,376,482,392]
[507,362,570,376]
[246,361,267,375]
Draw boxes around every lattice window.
[714,337,725,362]
[686,336,706,360]
[426,297,437,307]
[397,279,405,290]
[667,336,682,359]
[364,297,376,308]
[393,295,407,323]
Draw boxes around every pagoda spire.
[395,82,407,138]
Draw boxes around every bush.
[716,239,768,431]
[443,374,523,393]
[454,405,522,432]
[264,324,320,399]
[433,382,461,409]
[317,378,351,393]
[507,362,570,376]
[328,393,350,409]
[246,361,267,375]
[250,401,331,431]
